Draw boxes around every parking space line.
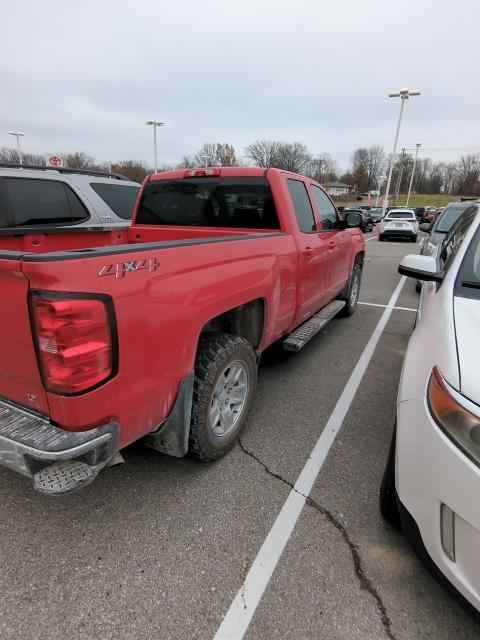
[366,235,377,241]
[213,277,407,640]
[358,301,417,312]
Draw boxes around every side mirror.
[345,212,363,228]
[419,223,431,232]
[398,254,444,282]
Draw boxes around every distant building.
[323,181,358,197]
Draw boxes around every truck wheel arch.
[198,298,266,352]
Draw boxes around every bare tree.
[304,153,338,182]
[350,145,386,191]
[0,146,44,165]
[244,140,281,167]
[274,142,311,173]
[177,154,196,168]
[191,142,238,167]
[63,151,98,170]
[440,162,457,194]
[110,160,152,183]
[455,154,480,195]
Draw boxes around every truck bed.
[0,224,277,256]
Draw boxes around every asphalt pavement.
[0,232,478,640]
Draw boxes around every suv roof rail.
[0,163,130,181]
[460,197,479,202]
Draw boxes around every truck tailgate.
[0,258,49,414]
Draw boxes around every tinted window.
[434,205,473,234]
[137,177,279,229]
[385,212,416,220]
[287,179,316,233]
[456,221,480,297]
[1,178,89,227]
[439,210,476,270]
[311,185,337,230]
[90,183,140,220]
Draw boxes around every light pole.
[201,154,210,168]
[406,143,421,207]
[145,120,165,173]
[375,175,386,207]
[382,89,420,215]
[8,131,26,165]
[393,147,406,207]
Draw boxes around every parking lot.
[0,232,478,640]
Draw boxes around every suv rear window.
[386,212,415,219]
[0,177,89,227]
[137,177,279,229]
[90,183,140,220]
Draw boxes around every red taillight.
[183,168,221,178]
[30,294,116,395]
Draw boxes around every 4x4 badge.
[98,257,160,279]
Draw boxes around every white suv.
[381,206,480,615]
[0,164,140,230]
[379,208,419,242]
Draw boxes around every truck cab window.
[287,179,316,233]
[137,177,279,229]
[311,185,337,230]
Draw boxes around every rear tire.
[339,262,362,317]
[379,234,385,242]
[411,235,418,243]
[189,333,257,461]
[380,425,401,529]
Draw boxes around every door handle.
[328,241,335,248]
[302,247,315,257]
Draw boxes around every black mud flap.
[146,373,194,457]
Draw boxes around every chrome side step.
[283,300,346,352]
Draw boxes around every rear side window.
[440,210,477,270]
[311,185,337,230]
[90,183,140,220]
[287,179,316,233]
[0,178,89,227]
[137,177,279,229]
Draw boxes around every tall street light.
[201,154,210,168]
[8,130,26,165]
[406,143,421,207]
[145,120,165,173]
[382,89,421,215]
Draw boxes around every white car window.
[385,212,416,220]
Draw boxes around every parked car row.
[381,200,480,618]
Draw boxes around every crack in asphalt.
[237,438,397,640]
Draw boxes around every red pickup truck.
[0,167,365,495]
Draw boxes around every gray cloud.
[2,0,479,170]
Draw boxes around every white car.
[380,205,480,616]
[379,208,419,242]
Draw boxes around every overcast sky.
[2,0,479,171]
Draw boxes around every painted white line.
[213,277,407,640]
[358,301,417,312]
[366,235,377,241]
